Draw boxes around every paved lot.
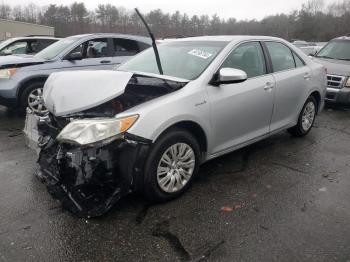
[0,105,349,262]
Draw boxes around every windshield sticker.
[188,49,213,59]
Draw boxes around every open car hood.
[43,70,189,117]
[43,70,133,117]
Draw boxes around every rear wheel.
[288,96,317,137]
[20,81,47,115]
[143,128,201,202]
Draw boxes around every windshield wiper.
[337,58,350,61]
[135,8,163,75]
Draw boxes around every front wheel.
[20,81,47,115]
[288,96,317,137]
[143,129,201,202]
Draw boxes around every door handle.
[264,82,274,91]
[100,60,111,64]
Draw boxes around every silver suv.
[26,36,326,217]
[314,36,350,105]
[0,34,151,112]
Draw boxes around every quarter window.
[266,42,295,72]
[221,42,266,78]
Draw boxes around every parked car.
[25,35,326,217]
[0,36,59,56]
[0,34,151,113]
[313,36,350,105]
[292,40,323,56]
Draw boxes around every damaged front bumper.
[24,110,151,218]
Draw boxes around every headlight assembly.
[0,68,17,79]
[56,115,139,145]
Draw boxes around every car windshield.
[35,37,78,60]
[316,40,350,60]
[118,41,229,80]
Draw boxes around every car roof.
[333,36,350,41]
[67,33,152,44]
[8,36,60,41]
[173,35,286,43]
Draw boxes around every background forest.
[0,0,349,41]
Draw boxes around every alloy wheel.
[27,87,47,114]
[157,143,196,193]
[301,101,316,131]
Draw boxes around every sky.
[7,0,335,21]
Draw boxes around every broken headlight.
[56,115,139,145]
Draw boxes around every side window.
[27,40,40,54]
[266,42,295,72]
[138,42,151,51]
[113,38,140,56]
[37,39,57,51]
[67,38,109,59]
[1,41,28,55]
[293,52,305,68]
[221,42,266,78]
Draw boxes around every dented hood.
[43,70,133,116]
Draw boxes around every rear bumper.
[325,87,350,105]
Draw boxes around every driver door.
[57,38,114,71]
[207,41,275,155]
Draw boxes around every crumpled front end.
[26,111,150,218]
[24,73,187,217]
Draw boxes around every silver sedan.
[26,35,326,217]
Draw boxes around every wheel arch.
[153,120,208,161]
[17,75,49,101]
[309,90,321,113]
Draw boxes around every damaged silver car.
[25,35,326,217]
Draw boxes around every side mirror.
[212,68,248,86]
[66,52,83,61]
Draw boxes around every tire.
[19,81,47,115]
[288,96,317,137]
[143,128,201,202]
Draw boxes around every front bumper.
[325,87,350,105]
[24,111,151,217]
[0,79,19,107]
[0,94,17,107]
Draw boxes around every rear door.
[264,41,312,131]
[208,41,275,154]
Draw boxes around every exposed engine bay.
[25,74,187,217]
